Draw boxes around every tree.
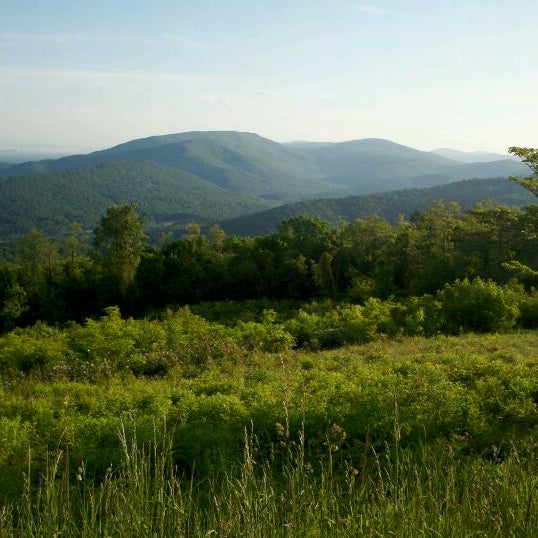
[505,148,538,286]
[182,222,207,254]
[60,222,88,277]
[15,228,58,285]
[208,224,226,251]
[278,216,335,260]
[333,216,397,299]
[0,263,27,332]
[508,146,538,196]
[93,204,147,296]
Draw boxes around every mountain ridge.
[431,147,517,163]
[0,130,530,240]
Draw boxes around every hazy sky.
[1,0,536,153]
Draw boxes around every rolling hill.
[0,160,270,238]
[0,132,333,201]
[219,177,536,236]
[0,131,530,240]
[289,138,528,193]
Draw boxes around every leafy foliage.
[2,331,538,534]
[93,204,146,295]
[438,278,522,334]
[4,197,538,328]
[509,146,538,195]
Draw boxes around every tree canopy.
[93,204,147,295]
[509,146,538,196]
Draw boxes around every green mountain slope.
[0,132,332,197]
[219,177,536,236]
[103,138,331,200]
[0,131,530,240]
[404,160,530,191]
[3,133,527,197]
[293,138,457,184]
[0,160,270,238]
[0,163,14,173]
[289,138,528,193]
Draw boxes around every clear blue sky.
[1,0,536,153]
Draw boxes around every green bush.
[0,322,68,375]
[437,278,522,334]
[234,313,295,353]
[518,291,538,328]
[390,295,441,337]
[161,308,242,367]
[284,300,396,350]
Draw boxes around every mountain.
[0,163,14,173]
[3,133,527,198]
[431,148,517,163]
[0,131,333,202]
[0,160,270,239]
[219,177,536,236]
[0,131,530,240]
[399,159,530,190]
[284,141,336,149]
[291,138,457,188]
[288,138,528,193]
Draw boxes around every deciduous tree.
[509,146,538,196]
[92,204,147,296]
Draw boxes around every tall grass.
[3,422,538,537]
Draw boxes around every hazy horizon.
[2,1,536,155]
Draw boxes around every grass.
[2,331,538,535]
[3,422,538,536]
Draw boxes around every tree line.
[0,199,537,333]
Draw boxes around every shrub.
[437,278,522,334]
[0,322,68,375]
[390,295,441,337]
[161,308,242,367]
[518,290,538,328]
[234,310,295,353]
[284,300,395,350]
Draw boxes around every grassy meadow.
[1,305,538,535]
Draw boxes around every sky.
[1,0,537,154]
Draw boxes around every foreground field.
[2,329,538,535]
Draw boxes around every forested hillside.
[220,176,536,236]
[288,137,528,192]
[431,147,518,163]
[0,160,270,238]
[0,132,332,199]
[0,131,529,240]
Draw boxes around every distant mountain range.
[431,148,517,163]
[0,131,530,239]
